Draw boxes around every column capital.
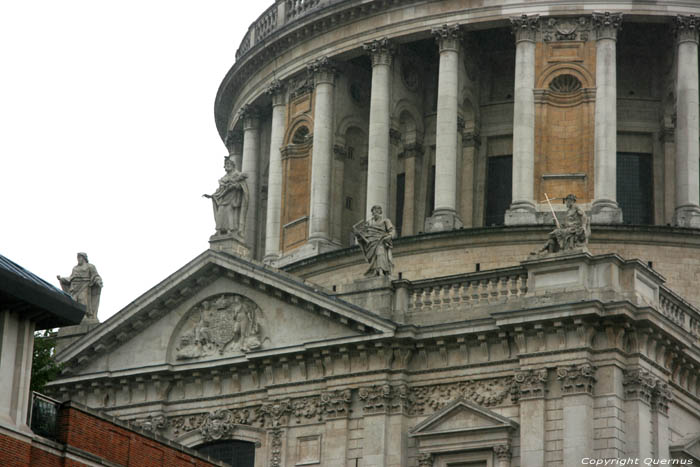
[494,444,512,460]
[306,56,338,86]
[332,143,347,161]
[363,37,394,67]
[417,452,433,467]
[432,24,462,52]
[510,14,539,42]
[557,363,597,395]
[674,15,700,44]
[265,79,286,107]
[512,368,548,402]
[224,129,243,154]
[462,129,481,148]
[592,12,623,41]
[237,104,260,130]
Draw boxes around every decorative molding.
[541,16,591,42]
[363,37,394,67]
[510,14,539,42]
[269,427,283,467]
[623,368,657,404]
[319,389,352,418]
[675,15,700,44]
[557,363,596,395]
[432,24,461,52]
[259,399,293,428]
[494,444,512,460]
[133,414,166,434]
[238,104,261,130]
[512,369,548,401]
[411,378,513,414]
[359,384,393,413]
[592,12,623,41]
[266,79,286,106]
[417,452,433,467]
[651,382,673,415]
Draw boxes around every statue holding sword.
[536,193,589,254]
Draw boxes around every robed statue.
[537,193,590,254]
[204,156,249,237]
[353,205,395,277]
[57,252,103,322]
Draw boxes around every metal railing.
[29,392,61,440]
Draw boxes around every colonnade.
[232,13,700,261]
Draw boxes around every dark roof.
[0,254,85,329]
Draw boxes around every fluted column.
[264,80,286,262]
[426,24,463,232]
[363,38,394,218]
[240,105,260,251]
[505,15,539,225]
[591,12,623,224]
[673,15,700,227]
[308,57,337,243]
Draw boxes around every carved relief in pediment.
[172,293,266,360]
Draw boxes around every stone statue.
[353,205,395,277]
[57,252,103,322]
[203,156,249,237]
[537,194,590,254]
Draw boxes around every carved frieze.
[512,369,548,401]
[170,413,207,437]
[557,364,596,395]
[411,378,512,415]
[174,294,265,360]
[134,414,166,434]
[541,16,591,42]
[359,384,393,412]
[259,399,293,427]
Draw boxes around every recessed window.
[549,74,582,93]
[292,126,309,144]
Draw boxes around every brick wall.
[1,401,223,467]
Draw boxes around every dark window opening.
[396,173,405,237]
[485,155,512,226]
[292,126,309,144]
[196,440,255,467]
[345,197,353,210]
[617,152,652,224]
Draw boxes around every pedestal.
[55,321,99,356]
[209,233,251,259]
[336,275,394,320]
[425,209,463,232]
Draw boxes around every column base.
[262,253,280,265]
[272,238,342,268]
[505,201,537,225]
[590,199,623,224]
[425,209,463,232]
[209,232,252,259]
[673,205,700,228]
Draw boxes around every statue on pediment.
[204,156,249,237]
[57,252,103,322]
[536,194,590,255]
[353,205,395,277]
[175,294,264,360]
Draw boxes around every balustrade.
[659,287,700,343]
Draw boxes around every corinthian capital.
[265,79,286,106]
[510,14,539,42]
[592,12,623,40]
[237,104,260,129]
[432,24,462,52]
[363,37,394,67]
[675,15,700,44]
[306,56,338,86]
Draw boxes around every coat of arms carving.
[175,293,265,360]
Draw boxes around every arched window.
[291,125,309,144]
[196,440,255,467]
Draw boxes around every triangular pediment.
[410,398,518,437]
[55,249,396,375]
[671,434,700,461]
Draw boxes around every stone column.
[363,38,394,218]
[622,369,655,459]
[673,15,700,227]
[426,24,463,232]
[651,383,672,459]
[591,12,623,224]
[308,57,337,244]
[513,369,548,467]
[225,129,244,170]
[505,15,538,225]
[0,311,35,432]
[558,364,596,467]
[460,130,480,228]
[264,80,286,262]
[240,105,260,251]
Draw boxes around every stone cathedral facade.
[51,1,700,466]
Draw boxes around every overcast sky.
[1,1,265,321]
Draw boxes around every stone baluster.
[427,24,463,231]
[363,38,394,218]
[673,15,700,227]
[505,15,539,225]
[264,80,287,262]
[240,105,261,250]
[591,12,624,224]
[307,57,337,244]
